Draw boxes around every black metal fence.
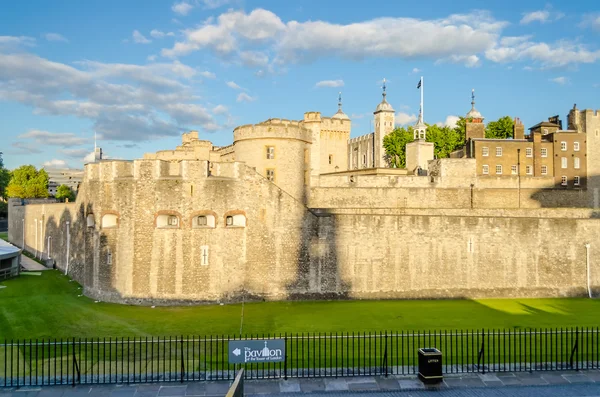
[2,328,599,387]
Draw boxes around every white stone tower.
[406,76,434,174]
[373,78,395,168]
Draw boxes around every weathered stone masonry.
[8,157,600,304]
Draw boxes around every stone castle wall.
[8,158,600,305]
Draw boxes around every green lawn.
[0,231,7,241]
[1,270,599,340]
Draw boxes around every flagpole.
[420,76,424,122]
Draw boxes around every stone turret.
[373,79,395,168]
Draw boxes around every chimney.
[513,117,525,140]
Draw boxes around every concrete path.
[20,254,49,271]
[1,370,600,396]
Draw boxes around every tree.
[0,152,10,200]
[426,124,466,159]
[6,165,49,199]
[383,127,414,168]
[55,184,76,202]
[486,116,514,139]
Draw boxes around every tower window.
[541,165,548,175]
[197,216,207,226]
[496,165,502,175]
[496,147,502,157]
[329,154,333,165]
[266,169,275,181]
[560,141,567,151]
[168,216,178,226]
[200,245,209,266]
[541,148,548,157]
[226,216,233,226]
[266,146,275,159]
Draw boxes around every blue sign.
[228,339,285,364]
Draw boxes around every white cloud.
[315,79,344,88]
[17,130,87,147]
[44,33,68,42]
[83,151,96,163]
[147,55,157,61]
[0,35,35,48]
[212,104,228,115]
[0,52,222,142]
[550,76,568,85]
[199,70,216,79]
[580,13,600,32]
[237,92,256,102]
[412,68,420,73]
[395,112,417,126]
[520,11,550,24]
[437,54,481,68]
[132,30,151,44]
[201,0,231,9]
[150,29,175,39]
[226,81,243,90]
[436,115,460,128]
[10,142,42,154]
[42,159,69,169]
[485,39,600,67]
[172,1,194,15]
[239,51,269,67]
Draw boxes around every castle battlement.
[84,159,245,182]
[349,133,374,144]
[233,121,312,143]
[321,116,351,132]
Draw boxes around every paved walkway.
[1,371,600,396]
[20,254,48,271]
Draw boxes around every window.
[225,214,246,227]
[511,165,517,175]
[543,128,548,134]
[86,214,95,228]
[496,165,503,175]
[193,214,215,228]
[328,154,333,165]
[101,214,118,228]
[561,157,567,169]
[107,250,112,265]
[200,245,209,266]
[561,176,567,186]
[482,147,489,157]
[541,165,548,175]
[560,141,567,151]
[156,214,180,228]
[541,148,548,157]
[482,165,489,175]
[266,146,275,159]
[526,148,532,157]
[362,154,367,165]
[496,147,502,157]
[526,165,533,175]
[574,142,580,151]
[574,176,580,186]
[168,216,178,226]
[574,157,580,169]
[266,169,275,181]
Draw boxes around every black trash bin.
[418,348,442,384]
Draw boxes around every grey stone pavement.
[2,371,600,397]
[20,254,48,271]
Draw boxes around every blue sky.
[1,0,599,170]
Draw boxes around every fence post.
[477,330,485,374]
[180,336,185,383]
[72,338,80,387]
[284,333,288,380]
[383,332,389,378]
[569,328,579,371]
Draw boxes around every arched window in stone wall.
[101,213,118,229]
[190,211,217,229]
[224,210,247,227]
[155,211,182,229]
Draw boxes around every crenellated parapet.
[348,133,374,144]
[321,116,351,133]
[233,118,312,143]
[84,159,246,183]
